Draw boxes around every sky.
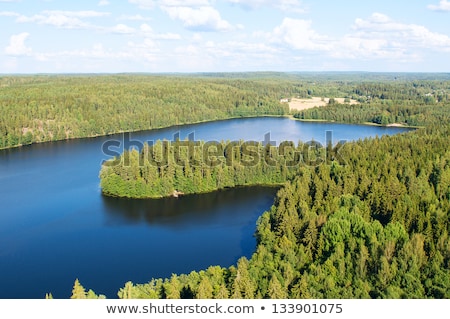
[1,0,450,73]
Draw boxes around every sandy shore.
[288,97,359,111]
[386,123,407,127]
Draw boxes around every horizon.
[2,70,450,76]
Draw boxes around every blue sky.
[1,0,450,73]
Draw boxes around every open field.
[288,97,359,111]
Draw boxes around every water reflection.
[102,186,280,229]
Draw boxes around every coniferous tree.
[71,279,86,299]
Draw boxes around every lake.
[0,117,413,299]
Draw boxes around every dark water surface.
[0,117,412,298]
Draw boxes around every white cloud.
[0,11,20,18]
[154,33,181,40]
[5,32,32,56]
[98,0,110,6]
[111,24,136,34]
[39,10,110,18]
[34,43,140,63]
[228,0,306,13]
[170,39,284,71]
[0,11,19,17]
[162,6,234,31]
[271,18,330,51]
[192,33,203,41]
[333,36,402,60]
[140,23,153,33]
[330,13,450,62]
[13,10,110,29]
[352,13,450,51]
[172,44,216,70]
[125,39,161,63]
[428,0,450,11]
[138,23,181,39]
[208,40,280,61]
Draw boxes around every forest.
[99,139,333,198]
[293,78,450,127]
[0,74,291,149]
[1,73,448,299]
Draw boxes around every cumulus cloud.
[140,23,181,39]
[427,0,450,11]
[98,0,110,6]
[169,38,285,72]
[11,10,110,29]
[116,1,236,32]
[5,32,32,56]
[271,18,330,51]
[111,24,136,34]
[162,6,234,31]
[331,13,450,61]
[353,13,450,50]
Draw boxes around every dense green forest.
[99,139,330,198]
[293,79,450,126]
[0,74,292,149]
[5,73,447,299]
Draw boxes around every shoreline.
[101,183,284,200]
[287,97,422,129]
[1,112,419,152]
[0,113,291,151]
[289,115,420,129]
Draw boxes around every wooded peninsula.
[99,139,333,199]
[1,72,448,299]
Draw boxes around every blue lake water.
[0,117,413,298]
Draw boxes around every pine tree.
[267,275,287,299]
[164,275,181,299]
[214,284,229,299]
[71,279,86,299]
[118,281,135,299]
[197,277,214,299]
